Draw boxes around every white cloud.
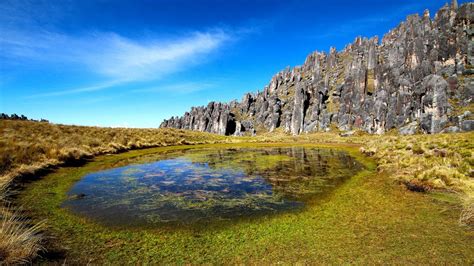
[81,31,229,79]
[1,28,231,96]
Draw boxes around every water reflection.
[64,147,363,227]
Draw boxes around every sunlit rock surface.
[161,2,474,135]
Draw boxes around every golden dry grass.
[360,134,472,190]
[360,133,474,226]
[0,119,233,263]
[0,204,44,264]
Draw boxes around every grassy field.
[1,120,473,263]
[0,120,233,263]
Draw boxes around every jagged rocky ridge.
[161,1,474,135]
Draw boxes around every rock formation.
[161,2,474,135]
[0,113,49,123]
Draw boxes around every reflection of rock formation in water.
[161,2,474,135]
[186,147,363,200]
[266,148,363,200]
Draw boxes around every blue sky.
[0,0,465,127]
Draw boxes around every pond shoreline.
[17,142,370,263]
[17,142,474,264]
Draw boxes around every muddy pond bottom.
[64,147,364,227]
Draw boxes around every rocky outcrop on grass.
[0,113,49,123]
[161,1,474,135]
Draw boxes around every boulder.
[399,122,419,135]
[441,126,461,133]
[340,131,355,137]
[461,120,474,131]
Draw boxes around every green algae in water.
[63,147,363,227]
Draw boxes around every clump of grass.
[0,203,44,264]
[412,144,425,155]
[416,166,466,188]
[0,180,43,263]
[460,196,474,226]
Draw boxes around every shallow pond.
[64,147,363,226]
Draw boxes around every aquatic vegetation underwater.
[64,147,363,226]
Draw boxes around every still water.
[64,147,363,227]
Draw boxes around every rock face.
[161,2,474,135]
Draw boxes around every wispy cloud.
[0,0,232,97]
[25,79,129,98]
[1,28,231,97]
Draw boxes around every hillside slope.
[161,1,474,135]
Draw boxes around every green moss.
[18,143,474,264]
